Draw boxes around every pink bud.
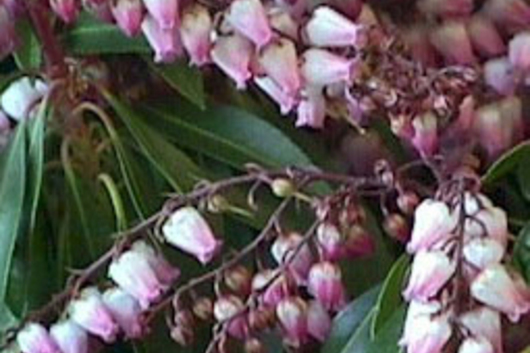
[467,16,505,58]
[83,0,114,23]
[259,38,301,95]
[509,31,530,73]
[430,21,476,65]
[343,225,375,258]
[162,206,222,264]
[111,0,143,37]
[305,6,365,48]
[296,86,326,129]
[226,0,272,48]
[407,199,457,253]
[458,337,495,353]
[252,269,293,306]
[474,103,510,158]
[103,288,144,339]
[465,207,508,249]
[17,323,61,353]
[0,6,17,60]
[180,4,212,67]
[411,112,438,157]
[328,0,362,20]
[399,307,452,353]
[276,297,309,347]
[301,49,356,86]
[403,250,456,302]
[471,264,530,322]
[463,238,504,270]
[459,307,502,353]
[49,0,79,23]
[4,0,24,18]
[271,232,313,284]
[130,241,180,285]
[141,15,182,63]
[483,0,530,31]
[254,76,297,114]
[68,287,119,342]
[402,26,437,67]
[213,295,249,339]
[269,8,299,40]
[50,321,88,353]
[307,300,331,342]
[307,262,346,311]
[211,34,254,89]
[1,77,47,121]
[418,0,474,17]
[142,0,177,29]
[402,300,442,341]
[316,223,343,261]
[483,57,516,96]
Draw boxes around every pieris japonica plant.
[3,0,530,353]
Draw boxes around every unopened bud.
[171,325,194,346]
[193,297,214,321]
[244,338,266,353]
[383,213,410,243]
[343,225,375,258]
[271,178,295,197]
[208,195,230,213]
[248,307,276,331]
[174,309,195,328]
[340,202,366,226]
[397,191,420,215]
[225,265,252,296]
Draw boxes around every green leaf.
[513,222,530,282]
[365,306,406,353]
[482,142,530,185]
[371,254,409,337]
[147,59,205,109]
[517,153,530,202]
[0,303,17,331]
[13,19,42,70]
[0,123,27,303]
[321,286,381,353]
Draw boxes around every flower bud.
[471,264,530,322]
[308,262,346,311]
[397,192,420,215]
[483,0,530,31]
[162,206,222,264]
[174,309,195,328]
[316,223,343,261]
[17,323,61,353]
[225,265,252,296]
[49,321,88,353]
[141,15,182,63]
[193,296,214,321]
[244,338,266,353]
[130,241,180,285]
[411,112,438,157]
[258,38,301,96]
[301,49,357,86]
[111,0,144,37]
[170,325,194,346]
[102,288,144,339]
[142,0,177,29]
[83,0,114,23]
[296,87,326,129]
[403,250,456,302]
[214,295,249,339]
[225,0,272,48]
[211,34,254,90]
[340,202,366,225]
[464,206,508,247]
[305,6,365,48]
[463,238,504,270]
[509,31,530,73]
[459,306,502,353]
[276,297,308,347]
[430,21,476,65]
[271,178,295,197]
[473,102,514,159]
[384,213,410,244]
[1,77,47,121]
[458,337,494,353]
[50,0,79,23]
[271,232,313,284]
[269,8,298,40]
[407,199,456,253]
[401,26,437,67]
[483,57,516,96]
[254,76,297,115]
[248,307,276,331]
[252,270,293,306]
[180,4,212,67]
[343,225,375,258]
[307,300,331,342]
[67,287,119,343]
[417,0,474,17]
[399,308,452,353]
[467,15,505,58]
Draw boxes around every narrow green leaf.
[366,306,406,353]
[482,142,530,185]
[0,303,18,331]
[512,222,530,282]
[13,19,42,70]
[517,153,530,202]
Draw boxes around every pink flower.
[142,0,178,29]
[458,337,495,353]
[17,323,61,353]
[467,15,505,58]
[464,207,508,247]
[269,8,299,40]
[463,238,504,270]
[307,262,346,311]
[483,58,516,96]
[401,26,437,67]
[180,4,212,67]
[483,0,530,31]
[1,77,47,121]
[213,295,249,339]
[301,49,356,86]
[0,6,17,60]
[316,223,343,261]
[103,288,144,339]
[305,6,365,48]
[67,287,119,343]
[130,240,180,285]
[162,206,222,264]
[402,300,442,341]
[211,34,254,89]
[49,0,79,23]
[417,0,474,17]
[400,305,452,353]
[471,264,530,322]
[111,0,144,37]
[254,76,297,115]
[411,112,438,157]
[225,0,272,48]
[276,297,309,347]
[459,306,502,353]
[271,232,313,284]
[307,300,331,342]
[83,0,114,23]
[463,193,494,216]
[509,32,530,73]
[50,321,88,353]
[403,250,456,302]
[141,15,182,63]
[343,225,375,258]
[430,21,476,65]
[252,269,293,306]
[296,86,326,128]
[407,199,456,253]
[473,103,511,159]
[259,38,301,95]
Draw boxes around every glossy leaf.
[13,19,42,70]
[517,153,530,202]
[365,306,406,353]
[512,222,530,282]
[482,142,530,185]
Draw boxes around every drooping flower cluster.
[400,192,530,353]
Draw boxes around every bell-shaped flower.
[296,86,326,128]
[211,34,254,90]
[316,223,343,261]
[271,232,313,284]
[225,0,272,48]
[305,6,365,48]
[407,199,456,253]
[343,225,375,258]
[509,31,530,73]
[473,102,514,159]
[1,77,47,121]
[17,323,61,353]
[458,337,495,353]
[130,240,180,285]
[254,76,297,115]
[411,112,438,157]
[67,287,119,342]
[301,49,356,86]
[258,37,301,95]
[471,264,530,322]
[464,207,508,247]
[483,0,530,31]
[467,15,505,58]
[307,262,346,311]
[430,21,476,65]
[403,250,456,302]
[463,238,504,270]
[417,0,473,17]
[142,0,177,29]
[50,0,79,23]
[180,4,212,67]
[252,269,293,306]
[111,0,144,37]
[399,308,452,353]
[213,295,249,339]
[103,288,144,339]
[402,300,443,344]
[141,15,182,63]
[276,297,309,347]
[269,8,298,40]
[162,206,222,264]
[483,57,516,96]
[50,321,88,353]
[307,300,331,342]
[463,193,494,216]
[460,306,502,353]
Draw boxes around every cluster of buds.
[400,191,530,353]
[15,206,222,353]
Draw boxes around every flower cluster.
[400,192,530,353]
